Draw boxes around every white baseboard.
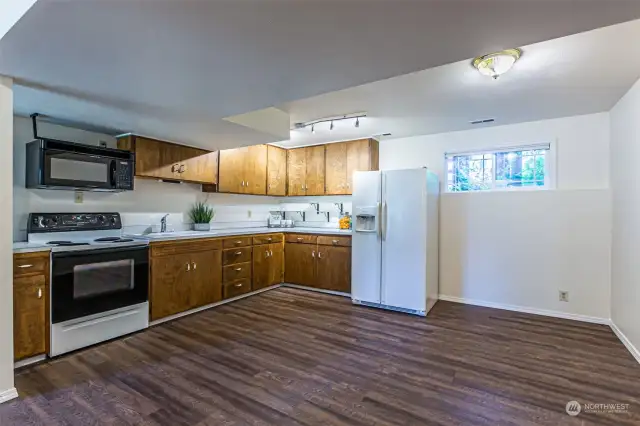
[438,294,610,325]
[282,283,351,298]
[0,387,18,404]
[610,321,640,365]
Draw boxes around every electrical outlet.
[559,291,569,302]
[74,191,84,204]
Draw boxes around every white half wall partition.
[379,113,612,322]
[0,76,17,403]
[610,77,640,363]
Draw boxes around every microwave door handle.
[110,160,117,187]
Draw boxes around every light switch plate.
[74,191,84,204]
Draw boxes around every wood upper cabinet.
[267,145,287,196]
[325,142,348,195]
[305,145,326,195]
[14,274,47,361]
[217,145,267,195]
[325,139,379,195]
[117,135,217,184]
[284,243,316,286]
[316,246,351,293]
[287,148,307,196]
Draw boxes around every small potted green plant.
[189,201,215,231]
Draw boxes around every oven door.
[43,149,116,190]
[51,246,149,324]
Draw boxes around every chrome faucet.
[160,214,169,233]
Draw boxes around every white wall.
[13,116,279,240]
[0,78,16,399]
[610,78,640,357]
[380,113,611,320]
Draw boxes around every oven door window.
[51,247,149,324]
[73,259,134,299]
[44,150,113,189]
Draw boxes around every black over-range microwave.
[26,139,135,192]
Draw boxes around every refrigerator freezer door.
[380,169,428,312]
[351,171,382,305]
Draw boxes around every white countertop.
[12,242,52,254]
[126,226,352,242]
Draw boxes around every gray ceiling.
[3,0,640,149]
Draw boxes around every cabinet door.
[287,148,306,196]
[252,244,271,291]
[189,250,222,308]
[346,139,373,194]
[133,137,180,180]
[245,145,268,195]
[325,142,348,195]
[218,147,248,193]
[267,145,287,196]
[316,246,351,293]
[268,243,284,286]
[14,275,46,360]
[179,147,217,184]
[305,145,326,196]
[284,243,316,286]
[151,254,192,320]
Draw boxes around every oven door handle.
[52,245,149,259]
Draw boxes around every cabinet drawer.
[285,234,318,244]
[222,247,252,265]
[223,236,252,248]
[223,279,251,299]
[253,234,283,245]
[317,235,351,247]
[223,262,251,283]
[13,253,49,277]
[151,238,222,257]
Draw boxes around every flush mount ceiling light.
[472,48,521,79]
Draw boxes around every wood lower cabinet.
[316,246,351,293]
[117,135,217,184]
[150,248,222,321]
[284,242,317,287]
[284,236,352,293]
[267,145,287,196]
[13,251,50,361]
[253,243,283,291]
[14,274,47,361]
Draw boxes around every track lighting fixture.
[293,113,367,134]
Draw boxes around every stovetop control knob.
[110,216,118,225]
[97,215,106,223]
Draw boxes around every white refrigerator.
[351,168,439,316]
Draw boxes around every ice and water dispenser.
[354,206,378,232]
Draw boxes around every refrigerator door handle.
[382,202,388,241]
[377,202,382,239]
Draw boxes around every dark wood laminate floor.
[2,288,639,426]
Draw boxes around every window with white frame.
[446,144,551,192]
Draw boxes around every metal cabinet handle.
[312,250,315,258]
[186,263,191,272]
[246,181,249,186]
[234,283,243,288]
[179,164,186,173]
[234,267,242,271]
[37,288,42,299]
[318,252,322,259]
[265,250,269,258]
[267,238,272,241]
[270,250,273,256]
[297,237,303,241]
[192,262,197,270]
[235,240,242,244]
[332,240,338,245]
[171,164,179,173]
[17,264,33,269]
[235,251,242,255]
